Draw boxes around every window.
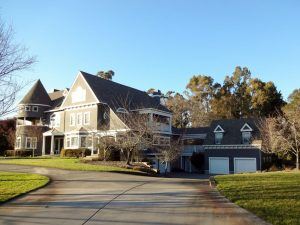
[81,136,92,148]
[70,113,75,126]
[84,112,90,125]
[215,133,223,145]
[242,132,251,144]
[116,108,128,114]
[77,113,82,125]
[50,113,60,127]
[15,137,21,149]
[66,137,71,148]
[25,106,31,111]
[25,137,37,149]
[32,106,38,112]
[71,137,78,147]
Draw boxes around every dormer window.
[25,106,31,111]
[215,133,223,144]
[116,108,129,114]
[214,125,224,145]
[242,132,251,144]
[32,106,38,112]
[240,123,253,144]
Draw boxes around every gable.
[214,125,224,133]
[61,73,99,108]
[240,123,253,132]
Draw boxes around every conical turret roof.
[19,79,52,105]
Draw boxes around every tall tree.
[0,19,36,118]
[165,92,190,128]
[97,70,115,80]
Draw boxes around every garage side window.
[215,133,223,145]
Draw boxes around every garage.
[234,158,256,173]
[209,157,229,174]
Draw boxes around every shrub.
[5,149,33,157]
[190,152,205,171]
[60,148,91,158]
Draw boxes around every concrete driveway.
[0,164,269,225]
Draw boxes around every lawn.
[0,158,146,175]
[215,172,300,225]
[0,171,49,203]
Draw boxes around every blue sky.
[2,0,300,101]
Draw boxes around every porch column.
[42,135,46,155]
[91,134,95,155]
[50,135,54,155]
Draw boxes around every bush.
[4,149,33,157]
[60,148,91,158]
[190,152,205,171]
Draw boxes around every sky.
[2,0,300,102]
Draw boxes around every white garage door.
[234,158,256,174]
[209,157,229,174]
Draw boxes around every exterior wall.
[204,148,261,174]
[109,109,128,130]
[15,125,49,155]
[61,74,98,108]
[64,106,98,132]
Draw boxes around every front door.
[54,138,63,155]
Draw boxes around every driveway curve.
[0,164,269,225]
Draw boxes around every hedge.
[4,150,33,157]
[60,148,91,158]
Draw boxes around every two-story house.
[15,71,172,156]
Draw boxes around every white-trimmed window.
[66,137,71,148]
[215,133,223,145]
[70,113,75,126]
[15,137,21,149]
[25,106,31,111]
[71,137,78,147]
[32,106,38,112]
[242,132,251,144]
[50,113,60,127]
[77,113,82,125]
[84,112,90,125]
[25,137,37,149]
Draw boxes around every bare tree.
[0,20,36,118]
[257,116,300,170]
[114,112,153,165]
[158,138,183,175]
[97,135,115,161]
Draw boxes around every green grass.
[0,158,145,175]
[0,171,49,203]
[215,172,300,225]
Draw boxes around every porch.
[42,129,64,155]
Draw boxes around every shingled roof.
[81,71,171,113]
[204,118,260,145]
[19,80,52,105]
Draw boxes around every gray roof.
[204,118,260,145]
[173,127,209,135]
[20,80,52,105]
[48,90,66,109]
[81,71,171,113]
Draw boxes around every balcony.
[151,122,171,133]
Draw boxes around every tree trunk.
[296,150,299,170]
[126,150,131,165]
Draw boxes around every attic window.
[116,108,129,114]
[32,106,38,112]
[25,106,31,111]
